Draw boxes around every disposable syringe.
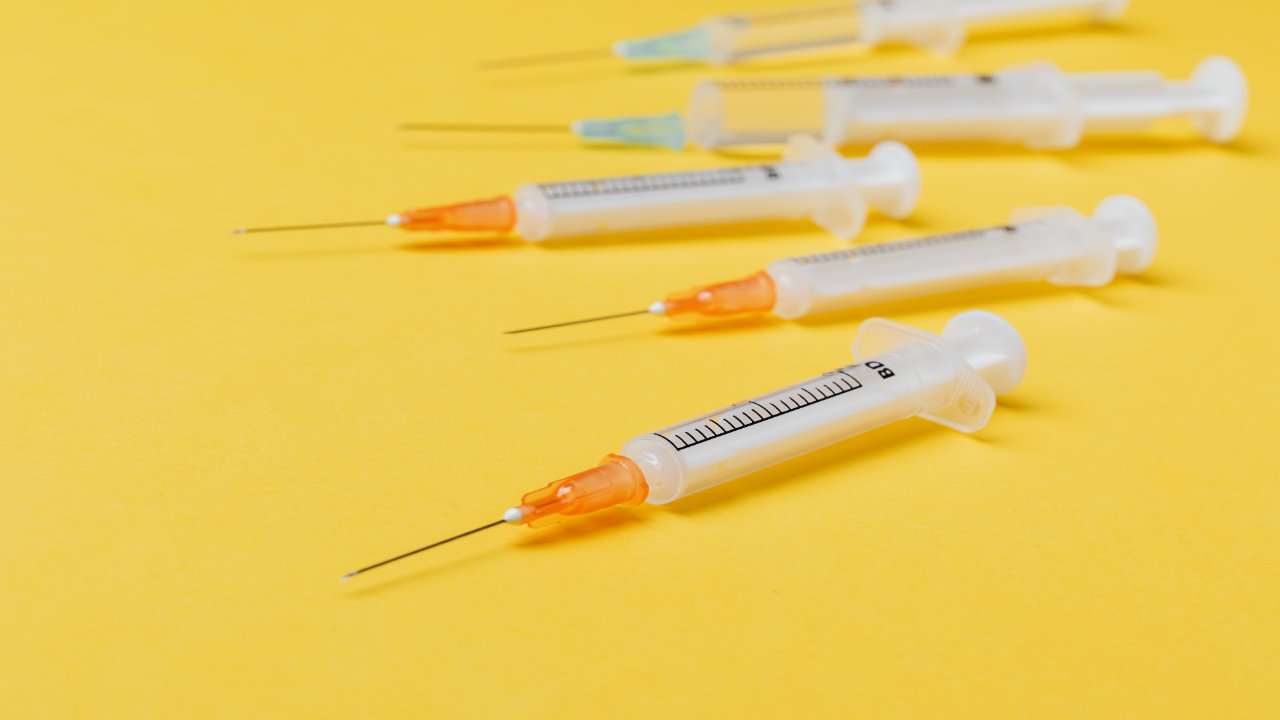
[507,196,1155,334]
[407,57,1247,151]
[481,0,1125,69]
[234,138,918,241]
[342,310,1027,581]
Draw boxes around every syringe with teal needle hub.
[404,57,1246,152]
[342,311,1027,581]
[478,0,1126,70]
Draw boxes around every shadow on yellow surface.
[240,219,848,259]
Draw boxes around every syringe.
[689,56,1248,149]
[408,57,1247,151]
[481,0,1125,69]
[342,310,1026,581]
[234,138,918,242]
[507,196,1154,334]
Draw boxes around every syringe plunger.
[681,56,1246,150]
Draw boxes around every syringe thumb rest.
[1189,56,1249,144]
[847,141,922,219]
[1091,195,1157,274]
[852,311,1026,432]
[782,136,920,239]
[509,455,649,528]
[1011,194,1157,286]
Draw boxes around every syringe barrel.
[622,311,1026,504]
[511,138,918,241]
[689,66,1082,150]
[766,195,1156,319]
[704,2,862,64]
[688,77,828,149]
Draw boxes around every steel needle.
[341,519,508,582]
[505,308,653,335]
[232,220,387,234]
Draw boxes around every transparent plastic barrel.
[511,139,918,241]
[766,196,1156,318]
[621,312,1026,503]
[618,0,1125,65]
[689,77,829,148]
[709,3,862,63]
[512,164,838,241]
[623,361,917,502]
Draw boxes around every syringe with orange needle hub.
[506,196,1156,334]
[342,310,1027,581]
[234,139,918,242]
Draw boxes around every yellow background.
[3,0,1278,717]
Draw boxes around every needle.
[340,518,508,582]
[399,122,569,133]
[477,47,613,70]
[505,308,654,335]
[232,220,387,234]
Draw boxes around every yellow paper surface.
[2,1,1278,717]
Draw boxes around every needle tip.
[338,518,508,581]
[230,228,246,235]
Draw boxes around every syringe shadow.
[479,59,708,90]
[397,139,677,154]
[660,421,933,518]
[953,15,1145,49]
[237,217,853,260]
[502,314,789,355]
[709,135,1265,164]
[391,133,1268,167]
[904,135,1267,162]
[478,51,886,90]
[527,220,837,249]
[240,235,518,260]
[476,51,893,91]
